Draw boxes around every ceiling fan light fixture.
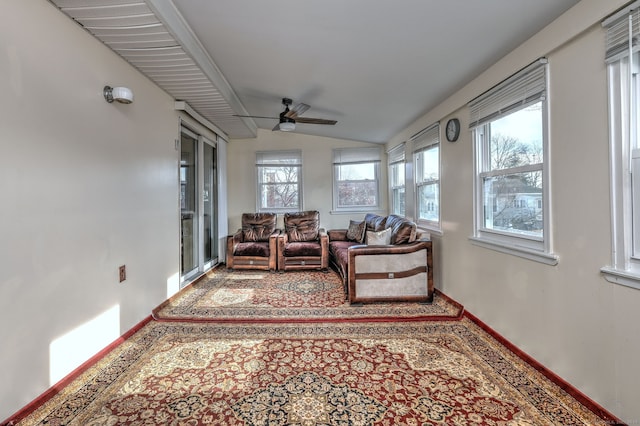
[279,122,295,132]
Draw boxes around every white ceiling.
[51,0,581,143]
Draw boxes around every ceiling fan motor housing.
[280,98,295,123]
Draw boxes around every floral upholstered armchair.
[277,210,329,271]
[226,213,279,271]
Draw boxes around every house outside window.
[256,150,302,212]
[469,58,556,264]
[601,3,640,289]
[412,124,440,229]
[387,143,406,216]
[333,147,381,211]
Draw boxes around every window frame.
[387,143,406,217]
[601,4,640,289]
[468,59,557,265]
[255,150,303,213]
[332,147,381,213]
[412,124,440,230]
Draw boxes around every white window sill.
[469,236,558,266]
[600,266,640,291]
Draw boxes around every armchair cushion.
[283,241,324,257]
[234,241,270,257]
[242,212,277,242]
[284,210,319,242]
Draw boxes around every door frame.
[179,123,219,286]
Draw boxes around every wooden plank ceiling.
[48,0,257,139]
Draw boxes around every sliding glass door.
[203,142,217,268]
[180,129,199,280]
[180,126,218,284]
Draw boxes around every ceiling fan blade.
[295,117,337,125]
[284,103,310,119]
[233,114,279,120]
[272,123,281,131]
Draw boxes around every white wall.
[228,129,386,233]
[0,1,182,419]
[387,0,638,422]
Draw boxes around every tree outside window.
[480,103,543,237]
[256,151,302,212]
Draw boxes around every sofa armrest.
[269,229,280,270]
[226,229,243,267]
[348,241,427,256]
[319,228,329,269]
[269,229,280,252]
[328,229,348,241]
[347,241,433,303]
[277,231,288,269]
[269,228,281,238]
[277,230,289,247]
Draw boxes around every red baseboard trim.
[463,310,624,425]
[1,315,153,426]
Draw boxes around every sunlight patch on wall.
[49,305,120,385]
[167,272,180,298]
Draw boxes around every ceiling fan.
[234,98,337,132]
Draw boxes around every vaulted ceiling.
[50,0,581,143]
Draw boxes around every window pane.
[257,159,300,210]
[392,187,405,216]
[490,102,543,171]
[260,166,299,184]
[390,163,405,187]
[261,183,299,208]
[338,181,377,207]
[417,183,439,221]
[417,147,439,182]
[337,163,375,180]
[482,171,543,237]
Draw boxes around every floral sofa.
[328,213,433,304]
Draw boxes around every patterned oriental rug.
[153,269,463,322]
[14,318,615,425]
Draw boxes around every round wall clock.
[445,118,460,142]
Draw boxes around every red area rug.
[14,318,616,425]
[153,269,463,322]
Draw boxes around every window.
[469,58,556,264]
[333,147,381,211]
[601,3,640,289]
[387,143,406,216]
[412,124,440,228]
[256,150,302,212]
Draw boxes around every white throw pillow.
[366,228,392,245]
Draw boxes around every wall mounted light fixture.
[103,86,134,104]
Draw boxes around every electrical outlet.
[119,265,126,283]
